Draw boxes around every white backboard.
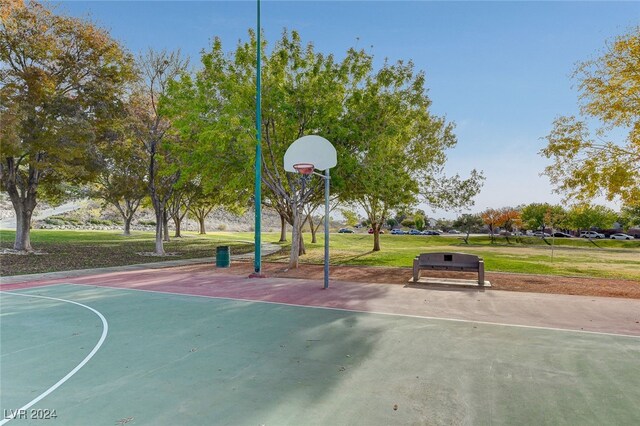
[284,135,337,172]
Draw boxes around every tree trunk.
[198,216,206,234]
[308,214,317,244]
[7,190,36,251]
[299,232,306,256]
[163,211,170,242]
[173,215,182,238]
[279,214,287,242]
[14,204,34,251]
[154,209,165,255]
[123,216,132,236]
[369,222,382,251]
[289,205,302,269]
[373,230,381,251]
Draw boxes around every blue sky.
[57,1,639,219]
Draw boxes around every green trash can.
[216,245,230,268]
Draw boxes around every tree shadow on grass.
[332,250,376,265]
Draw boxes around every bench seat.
[413,252,485,285]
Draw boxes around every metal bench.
[412,252,485,285]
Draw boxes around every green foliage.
[0,0,135,200]
[619,204,640,229]
[521,203,564,231]
[401,218,416,228]
[340,209,359,227]
[162,40,251,213]
[540,27,640,205]
[336,53,484,249]
[567,204,617,230]
[435,218,453,231]
[43,218,66,226]
[88,218,115,226]
[0,0,134,250]
[452,214,483,233]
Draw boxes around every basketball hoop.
[293,163,315,175]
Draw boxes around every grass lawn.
[1,230,639,281]
[0,230,254,276]
[264,232,640,282]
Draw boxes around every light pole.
[252,0,263,277]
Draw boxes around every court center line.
[70,283,640,340]
[0,291,109,425]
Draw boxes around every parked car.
[338,228,354,233]
[499,230,523,236]
[610,233,635,240]
[368,228,385,234]
[447,230,461,234]
[422,230,441,235]
[408,229,422,235]
[390,229,405,235]
[580,231,605,239]
[532,231,551,237]
[552,232,573,238]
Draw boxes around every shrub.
[43,218,65,226]
[88,218,113,226]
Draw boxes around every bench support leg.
[412,258,419,282]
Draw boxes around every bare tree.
[129,49,187,254]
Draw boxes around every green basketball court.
[2,283,639,425]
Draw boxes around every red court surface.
[2,263,639,337]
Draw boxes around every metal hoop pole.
[324,168,330,289]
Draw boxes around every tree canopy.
[540,27,640,207]
[0,0,134,250]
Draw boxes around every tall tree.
[498,207,522,232]
[340,209,359,228]
[339,58,484,251]
[258,31,361,267]
[169,30,366,268]
[165,181,197,238]
[619,203,640,230]
[0,0,134,250]
[453,213,483,244]
[481,208,502,241]
[521,203,565,234]
[129,49,187,255]
[92,121,147,236]
[540,27,640,206]
[567,204,617,233]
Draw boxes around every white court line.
[0,291,109,425]
[68,283,640,340]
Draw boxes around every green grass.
[2,230,639,281]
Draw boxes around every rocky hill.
[0,195,283,233]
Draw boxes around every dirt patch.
[224,261,640,299]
